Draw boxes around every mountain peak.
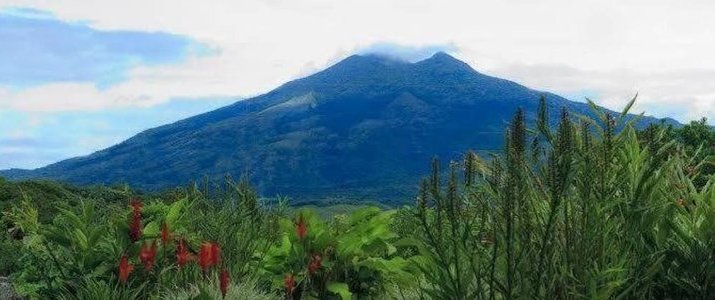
[0,50,674,203]
[428,51,456,60]
[333,51,464,68]
[315,53,407,76]
[414,51,475,75]
[320,51,472,76]
[338,53,409,66]
[421,51,465,63]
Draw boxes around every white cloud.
[483,63,715,121]
[0,0,713,123]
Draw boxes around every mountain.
[0,52,677,204]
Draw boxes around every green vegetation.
[1,99,714,299]
[3,53,679,206]
[639,117,715,188]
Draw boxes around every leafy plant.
[260,207,418,299]
[409,97,715,299]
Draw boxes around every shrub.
[408,98,715,298]
[260,207,418,299]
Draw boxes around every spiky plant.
[410,96,715,299]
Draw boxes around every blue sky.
[0,98,235,169]
[0,7,211,89]
[1,1,714,170]
[0,7,233,169]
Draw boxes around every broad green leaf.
[165,198,186,227]
[327,282,352,300]
[143,221,160,237]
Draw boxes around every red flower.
[139,241,157,271]
[308,254,322,274]
[118,254,134,283]
[130,198,143,213]
[129,215,142,242]
[128,199,143,242]
[198,242,221,271]
[176,240,193,267]
[295,215,307,240]
[198,242,212,271]
[284,273,296,296]
[161,223,172,245]
[211,242,221,266]
[219,269,230,298]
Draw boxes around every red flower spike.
[198,242,217,271]
[308,254,322,274]
[295,215,307,240]
[118,254,134,283]
[284,273,296,296]
[128,199,143,242]
[139,241,157,271]
[211,242,221,266]
[130,198,143,213]
[129,213,142,242]
[176,240,193,267]
[160,223,171,245]
[219,269,230,298]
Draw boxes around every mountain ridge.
[0,52,679,204]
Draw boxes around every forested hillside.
[0,53,678,205]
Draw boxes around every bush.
[407,98,715,298]
[259,207,419,299]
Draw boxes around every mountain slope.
[0,53,676,204]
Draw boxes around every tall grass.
[410,98,715,299]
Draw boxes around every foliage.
[3,180,283,299]
[259,207,418,299]
[406,98,715,299]
[160,278,277,300]
[1,97,713,299]
[639,117,715,188]
[2,180,421,299]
